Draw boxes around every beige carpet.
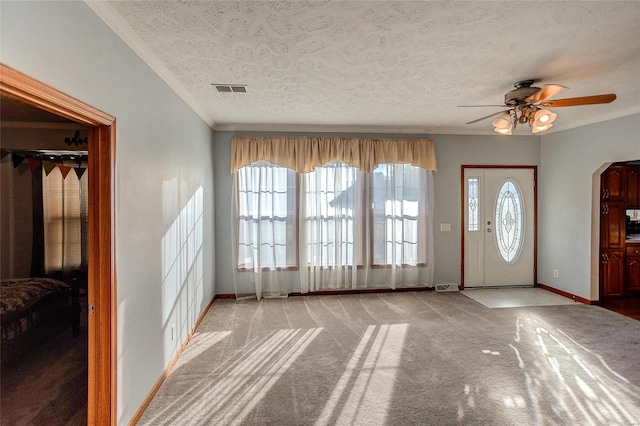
[139,292,640,425]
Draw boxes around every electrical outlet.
[171,324,176,341]
[553,269,559,278]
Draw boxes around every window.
[495,179,524,263]
[467,177,479,232]
[304,162,364,267]
[236,164,297,270]
[231,136,436,298]
[372,164,428,266]
[43,167,88,273]
[236,162,430,269]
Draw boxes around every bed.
[1,277,80,363]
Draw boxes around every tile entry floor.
[461,287,577,308]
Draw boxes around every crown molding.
[213,122,506,136]
[84,1,217,129]
[217,108,640,136]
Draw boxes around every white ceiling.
[92,1,640,135]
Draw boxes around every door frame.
[460,165,538,289]
[0,64,117,424]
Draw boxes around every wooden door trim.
[460,165,538,289]
[1,63,116,425]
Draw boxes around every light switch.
[440,223,451,232]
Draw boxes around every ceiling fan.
[460,80,616,134]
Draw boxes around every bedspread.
[1,278,70,319]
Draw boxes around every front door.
[463,167,536,287]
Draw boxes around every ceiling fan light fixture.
[461,81,615,136]
[492,112,512,130]
[532,122,553,133]
[533,109,556,125]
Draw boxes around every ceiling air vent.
[213,84,247,93]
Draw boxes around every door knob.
[487,228,492,233]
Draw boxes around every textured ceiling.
[97,1,640,135]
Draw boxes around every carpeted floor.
[139,291,640,425]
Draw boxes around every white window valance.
[231,136,437,173]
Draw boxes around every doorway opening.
[598,161,640,321]
[0,64,116,424]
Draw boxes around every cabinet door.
[602,166,626,201]
[601,250,625,298]
[627,167,640,207]
[601,202,625,249]
[627,257,640,291]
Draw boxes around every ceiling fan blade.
[458,104,508,108]
[526,84,566,103]
[541,94,617,108]
[465,110,510,125]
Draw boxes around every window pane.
[43,167,86,273]
[236,164,297,269]
[372,163,427,266]
[495,179,524,263]
[468,178,479,231]
[304,162,362,267]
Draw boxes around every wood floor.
[1,297,88,425]
[601,296,640,321]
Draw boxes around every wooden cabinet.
[601,202,626,249]
[600,165,639,300]
[601,250,625,297]
[627,166,640,207]
[601,166,626,201]
[626,245,640,292]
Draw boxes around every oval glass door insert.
[495,179,524,263]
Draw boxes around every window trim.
[371,262,428,269]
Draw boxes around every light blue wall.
[431,134,540,285]
[1,2,216,424]
[539,114,640,300]
[213,131,540,294]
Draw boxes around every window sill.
[371,263,428,269]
